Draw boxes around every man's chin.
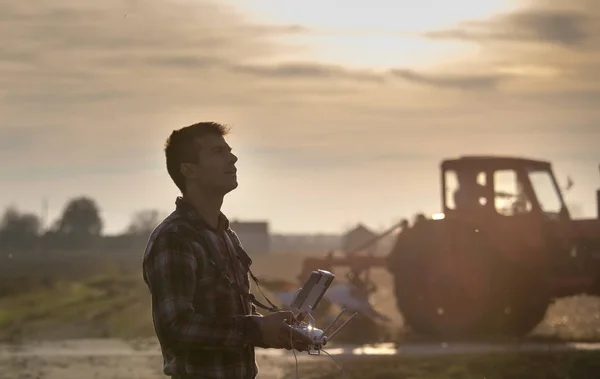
[224,181,239,193]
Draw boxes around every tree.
[126,209,163,236]
[0,206,41,250]
[53,196,103,248]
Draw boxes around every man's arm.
[144,231,262,351]
[249,295,274,348]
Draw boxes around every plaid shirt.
[142,197,267,378]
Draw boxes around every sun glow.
[225,0,516,68]
[431,213,445,220]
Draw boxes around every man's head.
[164,122,238,196]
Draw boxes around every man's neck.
[183,190,224,230]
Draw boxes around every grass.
[0,272,155,341]
[0,250,324,341]
[0,250,600,344]
[0,252,306,341]
[298,351,600,379]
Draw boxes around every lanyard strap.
[181,224,282,313]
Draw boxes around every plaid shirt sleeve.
[249,303,270,348]
[144,231,262,350]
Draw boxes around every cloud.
[244,144,438,172]
[231,62,384,83]
[123,56,505,90]
[0,162,159,182]
[0,0,598,181]
[142,55,224,70]
[1,0,522,136]
[228,63,505,90]
[390,69,505,90]
[0,0,305,109]
[0,126,56,152]
[425,8,595,49]
[6,90,131,107]
[0,0,302,55]
[417,0,600,110]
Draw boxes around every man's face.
[181,134,238,195]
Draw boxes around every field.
[0,250,351,341]
[300,351,600,379]
[1,249,600,342]
[2,344,600,379]
[2,249,600,378]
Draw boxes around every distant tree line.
[0,196,164,252]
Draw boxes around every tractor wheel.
[488,266,551,337]
[500,296,549,336]
[391,219,499,338]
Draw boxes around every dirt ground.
[1,354,168,379]
[0,339,307,379]
[4,338,600,379]
[0,354,298,379]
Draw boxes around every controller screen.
[292,270,334,311]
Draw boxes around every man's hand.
[296,312,309,323]
[257,311,312,351]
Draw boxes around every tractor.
[297,156,600,338]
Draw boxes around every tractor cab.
[441,156,570,222]
[439,156,574,267]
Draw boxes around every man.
[453,170,486,210]
[142,122,311,379]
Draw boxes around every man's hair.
[164,122,230,193]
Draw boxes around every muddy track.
[2,338,600,379]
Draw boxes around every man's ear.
[180,163,197,179]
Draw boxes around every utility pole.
[41,198,48,232]
[38,197,48,253]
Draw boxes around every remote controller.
[293,324,327,353]
[290,270,358,355]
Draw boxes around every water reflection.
[2,340,600,358]
[324,343,397,356]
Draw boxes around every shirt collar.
[175,196,230,232]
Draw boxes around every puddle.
[278,341,600,357]
[2,340,600,358]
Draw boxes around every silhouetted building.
[269,233,341,254]
[341,224,378,255]
[230,221,270,254]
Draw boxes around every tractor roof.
[441,155,551,171]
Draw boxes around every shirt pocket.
[191,241,222,286]
[190,242,246,314]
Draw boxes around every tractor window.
[477,172,487,205]
[446,169,487,210]
[477,172,486,186]
[494,170,532,216]
[445,170,459,209]
[528,169,563,214]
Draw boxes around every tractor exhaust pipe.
[597,188,600,219]
[598,164,600,219]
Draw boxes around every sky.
[0,0,598,234]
